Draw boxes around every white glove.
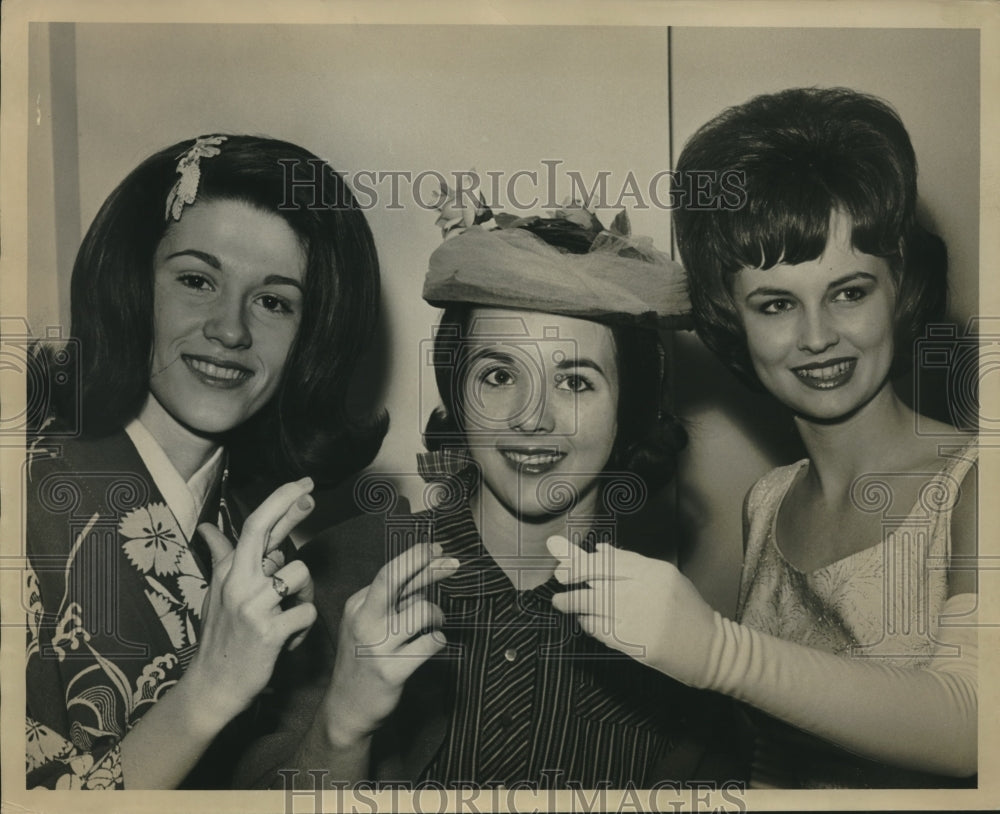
[548,537,977,777]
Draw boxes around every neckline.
[435,495,603,599]
[124,417,225,541]
[769,437,977,575]
[432,464,602,595]
[436,498,558,598]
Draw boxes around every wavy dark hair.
[672,87,948,388]
[423,220,687,493]
[48,134,386,487]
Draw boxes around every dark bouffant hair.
[673,87,947,387]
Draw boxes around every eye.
[833,286,868,304]
[256,293,295,315]
[482,366,516,387]
[554,372,595,393]
[177,273,214,292]
[759,298,794,315]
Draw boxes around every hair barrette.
[165,135,228,222]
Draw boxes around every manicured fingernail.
[298,476,314,490]
[433,557,460,571]
[297,495,314,511]
[430,543,443,557]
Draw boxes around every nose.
[203,295,252,349]
[510,387,556,434]
[797,305,839,354]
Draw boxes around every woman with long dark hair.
[26,134,386,789]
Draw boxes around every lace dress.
[736,439,979,788]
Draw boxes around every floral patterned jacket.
[24,429,249,789]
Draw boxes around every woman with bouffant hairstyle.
[553,88,978,789]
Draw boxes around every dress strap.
[919,436,979,566]
[939,436,979,485]
[925,436,979,523]
[738,461,806,615]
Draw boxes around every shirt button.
[504,648,518,662]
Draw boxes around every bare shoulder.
[906,424,976,471]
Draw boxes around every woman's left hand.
[547,536,721,688]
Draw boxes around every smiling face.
[458,308,619,520]
[148,198,306,438]
[732,210,898,422]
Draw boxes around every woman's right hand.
[184,477,318,731]
[319,543,459,748]
[548,536,720,688]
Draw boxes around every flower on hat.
[424,174,691,327]
[431,173,495,239]
[548,197,605,233]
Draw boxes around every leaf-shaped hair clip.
[164,135,228,222]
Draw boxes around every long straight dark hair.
[50,134,387,487]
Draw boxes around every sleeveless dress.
[736,438,979,788]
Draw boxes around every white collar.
[124,417,225,540]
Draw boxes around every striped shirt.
[411,485,696,788]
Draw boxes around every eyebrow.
[555,357,607,377]
[468,349,516,365]
[467,349,607,378]
[164,250,303,290]
[166,249,221,269]
[263,274,304,291]
[743,271,877,301]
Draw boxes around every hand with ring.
[184,476,318,731]
[271,575,290,600]
[261,530,314,648]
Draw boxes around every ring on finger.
[271,575,289,600]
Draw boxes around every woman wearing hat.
[244,199,735,788]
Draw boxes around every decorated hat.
[423,187,691,329]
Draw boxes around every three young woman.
[26,135,385,788]
[28,86,980,791]
[551,87,978,788]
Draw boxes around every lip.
[183,354,254,389]
[497,446,566,475]
[790,357,857,390]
